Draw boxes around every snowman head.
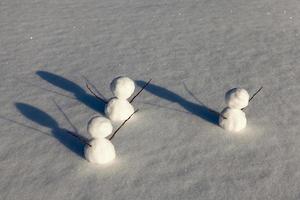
[110,76,135,99]
[225,88,249,109]
[87,116,113,138]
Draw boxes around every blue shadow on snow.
[15,103,85,158]
[135,80,219,125]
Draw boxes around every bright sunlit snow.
[1,0,300,199]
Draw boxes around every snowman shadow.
[36,71,105,114]
[135,81,219,125]
[15,103,85,158]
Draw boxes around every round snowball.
[84,138,116,164]
[225,88,249,109]
[219,107,247,132]
[87,116,113,138]
[105,98,134,122]
[110,76,135,99]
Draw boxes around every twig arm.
[109,109,139,140]
[249,86,263,102]
[65,130,91,147]
[242,86,263,111]
[85,81,108,104]
[183,82,226,119]
[207,107,227,119]
[130,79,152,103]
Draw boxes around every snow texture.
[111,76,135,99]
[219,107,247,132]
[87,116,113,138]
[105,98,135,122]
[225,88,250,109]
[84,138,116,164]
[1,0,300,199]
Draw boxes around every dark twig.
[109,109,139,140]
[130,79,152,103]
[183,82,227,119]
[19,78,76,100]
[0,115,51,137]
[52,99,79,133]
[249,86,263,102]
[82,76,107,101]
[242,86,263,111]
[85,81,108,104]
[206,107,226,119]
[66,130,91,147]
[52,99,91,147]
[0,116,90,146]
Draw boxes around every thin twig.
[0,115,51,137]
[206,107,226,119]
[52,99,91,146]
[66,130,91,147]
[82,76,107,101]
[109,109,139,140]
[249,86,263,102]
[130,79,152,103]
[85,81,108,104]
[52,99,78,133]
[242,86,263,111]
[183,82,227,119]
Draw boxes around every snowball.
[219,107,247,132]
[225,88,249,109]
[87,116,113,138]
[84,138,116,164]
[110,76,135,99]
[105,98,134,122]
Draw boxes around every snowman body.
[105,98,134,122]
[84,138,116,164]
[105,77,135,122]
[219,88,249,132]
[85,116,116,164]
[219,107,247,132]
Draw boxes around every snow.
[1,0,300,199]
[225,88,249,109]
[219,107,247,132]
[105,98,135,122]
[84,138,116,165]
[110,76,135,99]
[87,116,113,138]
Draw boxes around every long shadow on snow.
[36,71,105,114]
[135,81,219,125]
[15,103,85,158]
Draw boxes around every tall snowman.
[219,88,249,132]
[84,116,116,164]
[105,76,135,122]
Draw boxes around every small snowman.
[219,88,249,132]
[105,77,135,122]
[84,116,116,164]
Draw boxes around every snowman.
[219,88,249,132]
[105,76,135,122]
[84,116,116,164]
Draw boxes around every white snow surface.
[1,0,300,199]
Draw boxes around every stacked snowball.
[219,88,249,132]
[105,77,135,122]
[84,116,116,164]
